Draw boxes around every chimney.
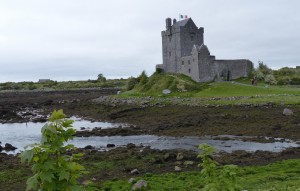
[166,18,172,30]
[173,18,177,25]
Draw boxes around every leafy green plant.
[198,143,240,191]
[20,110,85,191]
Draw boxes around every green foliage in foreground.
[198,144,240,191]
[20,110,85,191]
[90,159,300,191]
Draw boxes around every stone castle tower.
[156,17,253,82]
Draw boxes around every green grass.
[118,73,300,105]
[196,82,300,98]
[2,154,300,190]
[87,159,300,191]
[122,73,209,97]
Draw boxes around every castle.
[156,17,253,82]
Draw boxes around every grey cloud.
[0,0,299,82]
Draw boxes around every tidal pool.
[0,119,299,154]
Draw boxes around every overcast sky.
[0,0,299,82]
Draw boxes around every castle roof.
[173,18,190,27]
[193,44,210,55]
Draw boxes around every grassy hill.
[123,73,209,97]
[121,73,300,105]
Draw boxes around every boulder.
[4,143,17,151]
[126,143,136,149]
[176,152,184,161]
[84,145,94,149]
[132,180,147,190]
[130,169,139,175]
[184,161,194,165]
[107,144,115,148]
[128,178,135,183]
[174,166,182,172]
[162,89,171,95]
[283,108,293,116]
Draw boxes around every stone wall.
[214,60,253,80]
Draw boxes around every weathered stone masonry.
[156,17,253,82]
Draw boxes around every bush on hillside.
[137,71,148,85]
[251,69,264,80]
[258,61,273,75]
[265,74,277,85]
[126,77,138,91]
[290,76,300,85]
[277,76,291,85]
[274,67,297,76]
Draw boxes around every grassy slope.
[122,73,209,97]
[121,73,300,105]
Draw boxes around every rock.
[184,161,194,165]
[107,144,115,148]
[283,108,293,116]
[84,145,94,149]
[4,143,17,151]
[128,178,135,183]
[174,166,181,171]
[163,153,170,160]
[162,89,171,95]
[132,180,147,190]
[130,169,139,175]
[176,152,184,161]
[127,143,136,149]
[82,180,93,186]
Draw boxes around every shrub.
[258,61,273,75]
[290,76,300,85]
[265,74,277,85]
[277,76,291,85]
[137,71,148,85]
[20,110,85,191]
[198,144,240,191]
[126,77,138,91]
[251,69,264,80]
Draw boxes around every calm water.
[0,119,299,154]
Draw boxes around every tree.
[137,70,148,85]
[97,73,107,83]
[20,110,85,191]
[258,60,272,75]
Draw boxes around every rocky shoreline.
[1,89,300,162]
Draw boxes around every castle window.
[188,68,191,73]
[182,61,184,65]
[191,36,194,41]
[188,60,190,65]
[169,52,171,57]
[193,58,194,62]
